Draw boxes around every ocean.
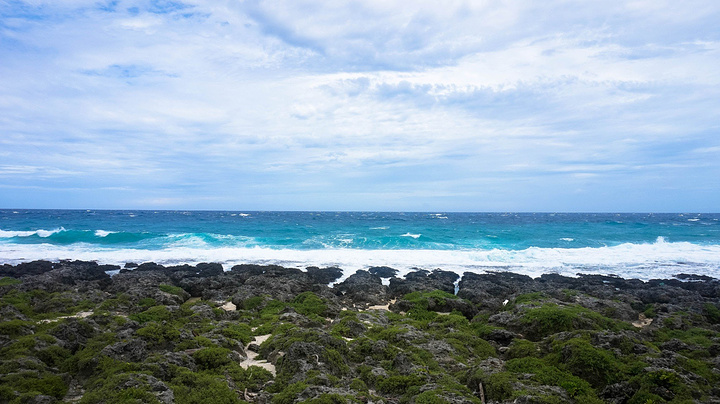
[1,210,719,280]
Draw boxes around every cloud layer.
[1,0,719,211]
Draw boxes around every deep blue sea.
[1,210,719,280]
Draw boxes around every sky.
[1,0,719,212]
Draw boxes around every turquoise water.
[2,210,719,279]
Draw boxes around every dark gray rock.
[335,270,389,306]
[24,395,56,404]
[306,266,344,284]
[368,266,398,278]
[100,339,148,363]
[148,352,197,381]
[134,262,167,272]
[601,382,636,404]
[115,374,174,404]
[486,329,520,346]
[392,353,415,375]
[50,318,97,353]
[458,271,534,309]
[0,260,56,277]
[107,270,187,306]
[389,269,458,297]
[278,341,347,383]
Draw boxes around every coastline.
[1,260,719,403]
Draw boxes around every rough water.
[1,210,719,280]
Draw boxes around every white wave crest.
[401,233,421,239]
[94,230,116,237]
[2,239,719,281]
[0,228,65,238]
[0,230,37,238]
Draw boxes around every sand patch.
[632,314,653,328]
[366,299,396,311]
[39,311,93,324]
[254,334,271,345]
[221,301,236,311]
[239,334,275,375]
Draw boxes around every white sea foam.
[560,238,574,242]
[688,218,700,222]
[2,238,719,281]
[401,233,421,239]
[0,228,65,238]
[94,230,116,237]
[370,227,389,230]
[0,230,37,238]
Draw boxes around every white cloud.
[0,0,719,210]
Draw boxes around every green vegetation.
[0,277,21,286]
[2,265,720,404]
[519,303,631,340]
[159,284,185,296]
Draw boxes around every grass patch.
[159,284,185,296]
[0,277,21,286]
[519,303,630,340]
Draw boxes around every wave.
[1,238,719,281]
[0,228,66,238]
[94,230,116,237]
[0,228,157,245]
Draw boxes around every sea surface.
[1,210,719,280]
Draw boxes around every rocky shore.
[1,260,719,404]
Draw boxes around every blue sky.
[1,0,719,212]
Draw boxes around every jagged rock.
[389,269,458,296]
[50,318,97,353]
[149,352,197,381]
[107,270,187,305]
[24,395,56,404]
[306,266,344,284]
[571,294,638,321]
[392,353,415,375]
[188,303,217,320]
[279,311,322,328]
[659,338,692,352]
[101,339,148,363]
[335,270,389,306]
[3,260,720,404]
[134,262,167,272]
[233,266,313,302]
[115,374,174,404]
[297,386,356,402]
[458,271,534,309]
[338,319,367,338]
[371,367,388,378]
[486,329,520,346]
[0,305,28,321]
[368,266,398,278]
[0,260,56,277]
[422,340,455,357]
[278,341,347,383]
[601,382,636,404]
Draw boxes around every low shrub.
[159,284,185,296]
[193,347,233,370]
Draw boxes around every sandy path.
[238,334,275,375]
